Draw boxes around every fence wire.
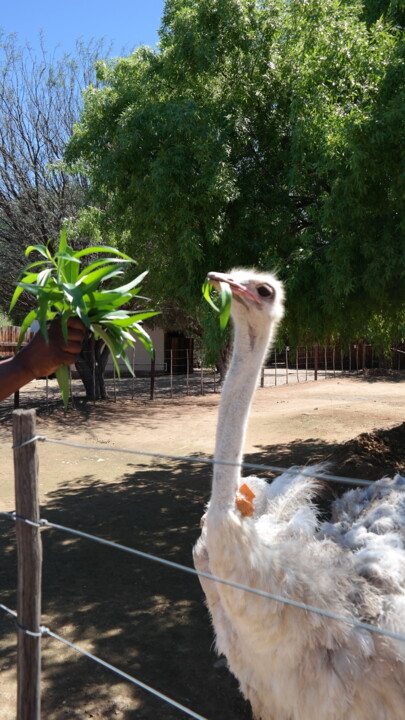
[12,433,400,490]
[3,432,405,720]
[2,507,405,644]
[0,603,208,720]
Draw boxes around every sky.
[1,0,166,56]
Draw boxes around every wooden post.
[314,345,318,381]
[274,350,277,386]
[260,365,264,388]
[13,410,42,720]
[285,347,289,385]
[170,349,173,399]
[186,349,189,396]
[296,348,299,383]
[305,347,308,382]
[14,339,20,409]
[131,346,136,401]
[324,347,327,379]
[92,347,96,407]
[150,351,156,400]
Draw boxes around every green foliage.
[0,311,11,326]
[66,0,405,346]
[11,229,158,407]
[202,279,232,330]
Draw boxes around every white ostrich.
[193,269,405,720]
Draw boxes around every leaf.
[77,264,125,293]
[114,270,149,295]
[19,260,50,274]
[131,323,154,357]
[9,273,41,312]
[60,283,91,328]
[73,246,136,263]
[101,311,159,326]
[86,291,134,313]
[92,323,122,376]
[37,268,54,287]
[25,244,52,260]
[55,365,70,409]
[119,348,135,376]
[202,279,220,313]
[58,226,67,255]
[37,292,50,342]
[77,257,132,280]
[202,279,232,330]
[219,282,232,330]
[55,253,81,264]
[16,310,38,350]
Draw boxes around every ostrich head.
[207,269,284,346]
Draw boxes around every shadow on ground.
[1,425,405,719]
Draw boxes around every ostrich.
[193,269,405,720]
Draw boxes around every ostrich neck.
[211,320,272,513]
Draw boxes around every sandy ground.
[1,375,405,719]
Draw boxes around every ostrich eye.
[257,284,274,298]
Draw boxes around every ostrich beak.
[207,271,261,304]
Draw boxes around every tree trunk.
[75,335,110,401]
[216,344,231,384]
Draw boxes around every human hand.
[18,317,86,380]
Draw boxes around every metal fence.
[2,410,405,720]
[1,342,404,415]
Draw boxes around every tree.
[66,0,404,348]
[0,33,112,318]
[0,34,124,400]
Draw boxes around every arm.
[0,318,85,402]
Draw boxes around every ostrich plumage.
[193,269,405,720]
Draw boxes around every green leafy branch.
[202,278,232,331]
[10,228,159,407]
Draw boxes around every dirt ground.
[1,374,405,720]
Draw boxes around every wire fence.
[1,342,404,415]
[1,410,405,720]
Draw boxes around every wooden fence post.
[170,349,173,399]
[131,347,136,401]
[186,349,190,396]
[150,351,156,400]
[13,409,42,720]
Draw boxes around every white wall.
[105,326,165,376]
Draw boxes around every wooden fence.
[0,327,34,408]
[0,326,33,357]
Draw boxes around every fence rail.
[1,410,405,720]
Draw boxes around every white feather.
[193,269,405,720]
